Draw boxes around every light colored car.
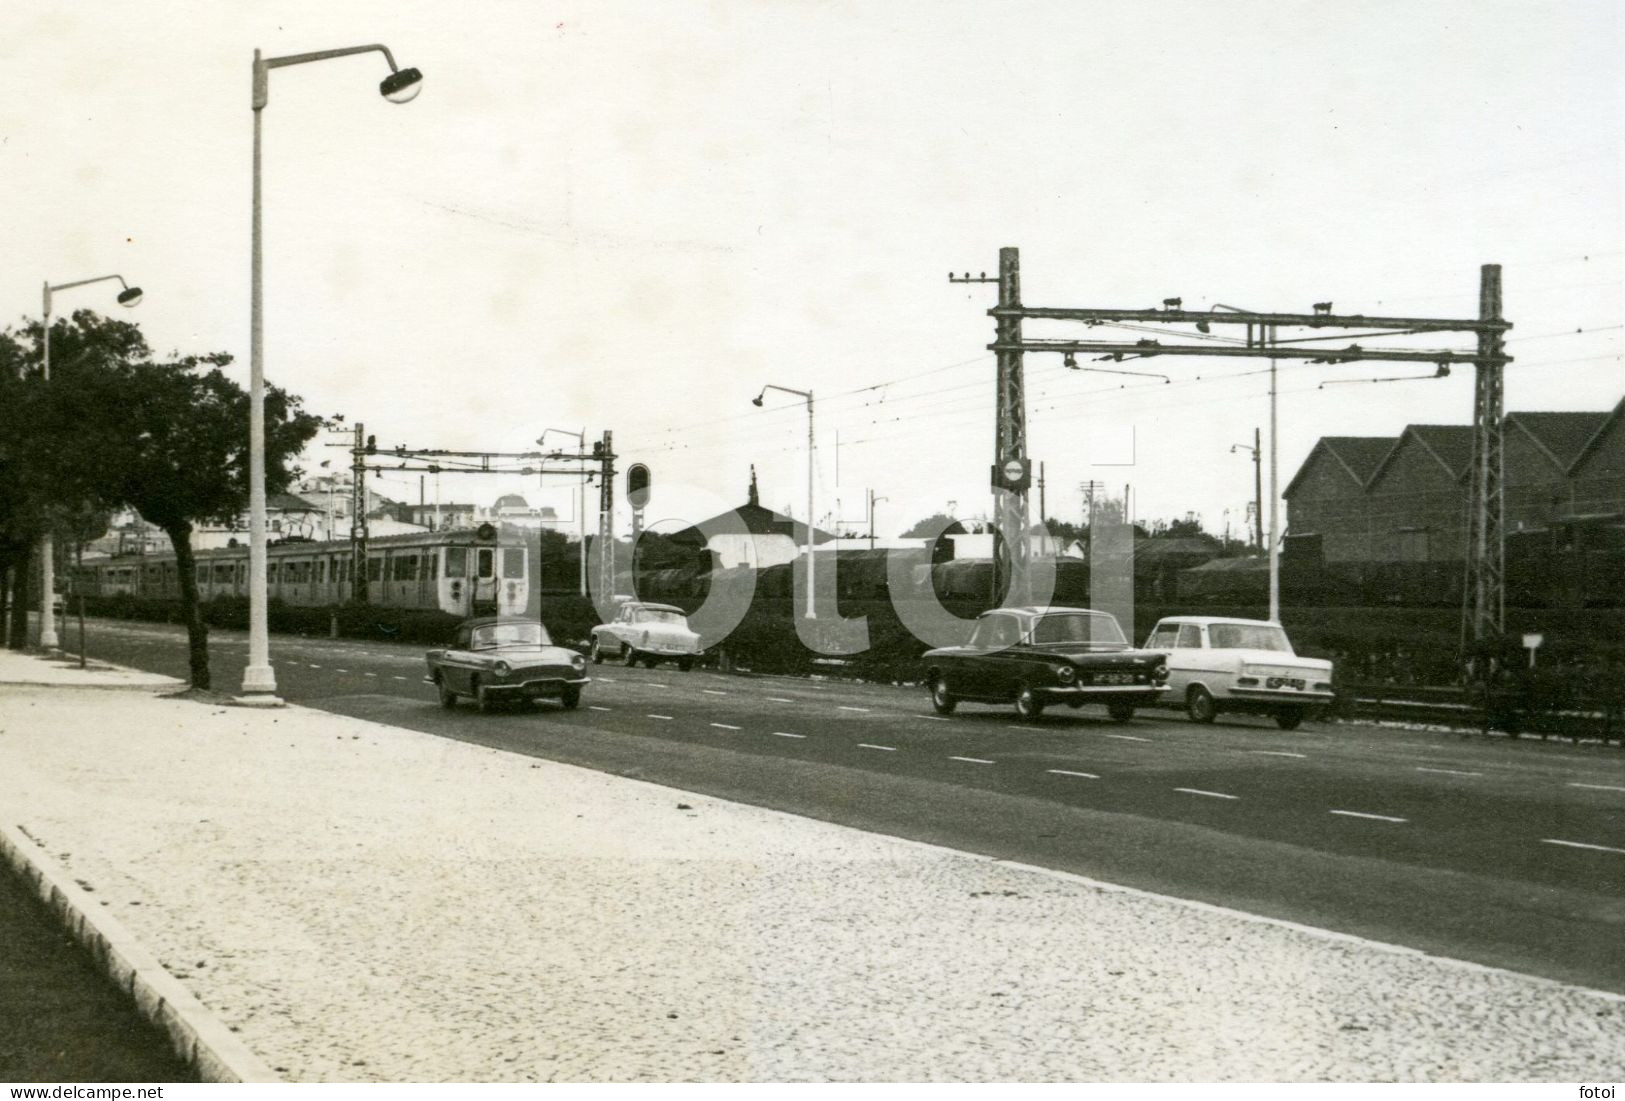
[589,601,703,670]
[1144,616,1334,730]
[425,616,589,712]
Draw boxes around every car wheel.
[1014,683,1045,720]
[930,675,957,715]
[642,655,660,669]
[623,646,640,667]
[436,676,457,710]
[474,678,499,714]
[1186,685,1218,724]
[589,638,604,664]
[1275,706,1306,731]
[677,657,694,672]
[1107,701,1135,722]
[560,686,581,710]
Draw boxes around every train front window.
[477,548,494,579]
[503,549,525,579]
[444,548,466,578]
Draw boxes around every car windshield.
[1030,613,1126,645]
[470,622,549,649]
[1208,623,1291,652]
[641,610,687,625]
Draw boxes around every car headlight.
[1152,662,1168,683]
[494,661,511,677]
[572,654,586,670]
[1055,664,1076,684]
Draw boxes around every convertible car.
[922,606,1169,721]
[589,600,704,669]
[425,616,589,712]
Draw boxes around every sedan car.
[1144,615,1334,729]
[922,606,1169,721]
[425,616,589,712]
[589,600,704,670]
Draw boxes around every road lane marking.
[391,676,408,681]
[1416,767,1480,777]
[949,756,994,765]
[588,706,612,712]
[703,689,728,696]
[1252,750,1306,759]
[597,676,616,682]
[1176,788,1238,800]
[1330,810,1408,823]
[1542,838,1625,855]
[1106,734,1150,742]
[838,706,871,713]
[858,743,897,752]
[1007,725,1045,731]
[336,668,349,673]
[308,664,321,669]
[767,697,795,703]
[1047,769,1099,779]
[770,732,805,739]
[647,683,669,689]
[363,672,377,677]
[1568,783,1625,794]
[647,714,673,721]
[917,715,951,722]
[710,723,741,731]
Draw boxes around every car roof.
[1153,616,1282,627]
[976,606,1114,620]
[461,616,544,630]
[626,602,685,614]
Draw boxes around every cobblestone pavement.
[1,679,1620,1081]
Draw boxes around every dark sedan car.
[922,606,1169,721]
[425,616,589,712]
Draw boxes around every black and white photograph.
[1,0,1622,1087]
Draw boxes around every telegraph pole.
[1252,427,1264,551]
[1462,264,1506,656]
[597,430,615,599]
[350,423,367,604]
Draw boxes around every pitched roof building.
[666,467,838,568]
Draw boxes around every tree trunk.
[166,523,210,690]
[0,561,10,647]
[6,545,31,650]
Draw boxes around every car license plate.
[1097,672,1134,685]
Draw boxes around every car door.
[1145,620,1185,694]
[967,613,1022,698]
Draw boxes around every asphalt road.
[60,618,1625,993]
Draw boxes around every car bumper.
[1038,684,1169,698]
[425,675,589,698]
[1227,686,1335,704]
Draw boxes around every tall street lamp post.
[752,384,816,619]
[240,44,422,705]
[38,274,143,649]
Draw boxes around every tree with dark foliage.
[6,311,320,688]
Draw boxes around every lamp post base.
[239,663,280,702]
[39,630,60,650]
[231,691,286,709]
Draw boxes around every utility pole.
[950,247,1029,605]
[1252,426,1264,551]
[597,430,615,599]
[1038,461,1047,526]
[1462,264,1506,658]
[350,423,368,604]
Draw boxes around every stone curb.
[2,680,188,691]
[0,821,280,1083]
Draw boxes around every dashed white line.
[770,732,806,739]
[597,676,616,683]
[391,676,408,681]
[838,706,871,713]
[1252,750,1306,759]
[917,715,951,722]
[767,697,794,703]
[1330,809,1408,823]
[1106,734,1150,743]
[647,714,673,721]
[1176,788,1239,800]
[647,683,669,689]
[363,672,377,677]
[308,664,322,669]
[710,723,741,731]
[336,668,349,674]
[1542,838,1625,855]
[588,706,612,712]
[1007,724,1045,732]
[1047,769,1099,780]
[1416,767,1480,777]
[1568,783,1625,794]
[949,756,994,765]
[858,743,897,752]
[702,689,728,696]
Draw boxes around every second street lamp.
[38,274,143,650]
[240,43,423,705]
[752,384,816,619]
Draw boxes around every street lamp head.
[751,394,764,407]
[379,66,423,104]
[116,286,143,307]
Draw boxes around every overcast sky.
[5,0,1621,541]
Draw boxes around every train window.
[367,557,383,582]
[393,556,418,581]
[197,566,207,584]
[503,548,524,579]
[477,548,494,579]
[214,564,232,582]
[428,552,438,579]
[444,548,466,578]
[317,560,326,583]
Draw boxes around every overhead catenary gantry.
[952,248,1511,664]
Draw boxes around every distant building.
[407,502,477,531]
[478,494,565,534]
[665,468,837,568]
[1284,398,1625,564]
